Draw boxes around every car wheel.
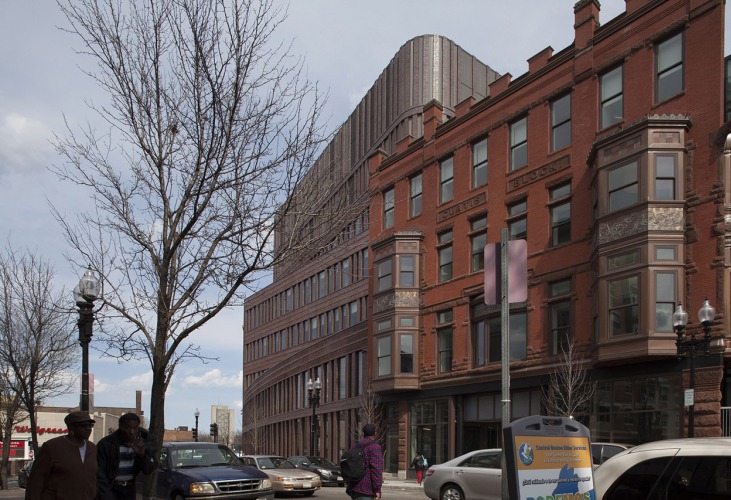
[440,484,464,500]
[303,492,315,497]
[173,495,185,500]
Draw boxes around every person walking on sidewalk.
[25,410,98,500]
[411,450,428,486]
[97,413,158,500]
[345,423,383,500]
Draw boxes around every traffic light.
[192,428,198,441]
[210,423,219,442]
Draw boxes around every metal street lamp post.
[673,299,715,438]
[194,408,200,442]
[73,266,99,413]
[307,377,321,455]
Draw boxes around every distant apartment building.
[211,405,236,446]
[244,0,729,477]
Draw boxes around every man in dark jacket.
[345,423,383,500]
[25,410,98,500]
[97,412,158,500]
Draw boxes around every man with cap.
[345,423,383,500]
[25,410,98,500]
[97,412,158,500]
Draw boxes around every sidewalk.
[382,476,423,491]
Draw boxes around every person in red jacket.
[345,423,383,500]
[25,411,98,500]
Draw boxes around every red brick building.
[244,0,729,477]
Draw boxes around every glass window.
[551,94,571,151]
[376,258,392,292]
[471,303,527,365]
[400,255,415,287]
[655,272,676,332]
[472,138,488,188]
[318,271,326,299]
[656,33,683,102]
[655,247,676,261]
[609,275,639,335]
[410,173,422,217]
[604,457,673,499]
[608,249,640,270]
[601,66,623,128]
[438,327,453,373]
[377,336,392,376]
[342,258,350,287]
[550,279,571,355]
[470,216,487,272]
[508,200,527,240]
[510,117,528,171]
[440,157,454,203]
[608,161,638,212]
[349,301,358,325]
[383,187,395,229]
[400,335,413,373]
[655,155,676,201]
[438,230,453,282]
[550,183,571,246]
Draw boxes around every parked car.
[287,455,344,486]
[139,441,274,499]
[590,442,633,468]
[17,460,33,489]
[593,437,731,499]
[241,455,321,497]
[423,449,502,500]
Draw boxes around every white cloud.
[0,113,54,174]
[184,368,242,388]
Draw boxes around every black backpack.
[340,442,367,483]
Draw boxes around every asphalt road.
[313,486,427,500]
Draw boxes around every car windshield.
[170,446,240,468]
[259,457,296,469]
[307,456,336,467]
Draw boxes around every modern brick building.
[243,0,729,477]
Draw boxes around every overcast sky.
[1,1,728,431]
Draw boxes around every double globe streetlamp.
[194,408,200,442]
[672,298,716,438]
[73,266,99,413]
[307,377,322,455]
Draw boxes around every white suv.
[593,437,731,499]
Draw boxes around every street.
[313,486,427,500]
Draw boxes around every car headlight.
[260,479,272,489]
[189,482,216,495]
[316,468,332,477]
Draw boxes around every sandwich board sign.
[503,415,595,500]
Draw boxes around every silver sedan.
[423,449,502,500]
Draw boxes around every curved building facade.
[243,35,498,467]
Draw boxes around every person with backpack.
[411,450,427,485]
[341,423,383,499]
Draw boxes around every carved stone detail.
[594,207,684,247]
[373,290,421,313]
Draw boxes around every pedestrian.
[25,410,98,500]
[345,423,383,500]
[411,450,428,485]
[97,412,158,500]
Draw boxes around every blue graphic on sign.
[518,443,534,466]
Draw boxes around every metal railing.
[722,407,731,436]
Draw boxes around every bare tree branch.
[541,342,596,420]
[0,244,76,455]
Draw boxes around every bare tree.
[51,2,349,483]
[0,246,77,457]
[0,386,25,490]
[242,398,265,455]
[541,342,596,421]
[351,382,385,444]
